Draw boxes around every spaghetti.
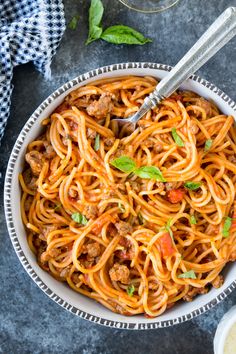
[20,76,236,317]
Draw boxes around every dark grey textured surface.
[1,0,236,353]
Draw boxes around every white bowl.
[214,306,236,354]
[4,62,236,330]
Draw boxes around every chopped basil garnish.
[190,215,197,225]
[171,128,185,147]
[165,219,174,240]
[222,216,232,238]
[138,212,144,225]
[178,270,196,279]
[110,156,136,173]
[184,181,201,190]
[127,284,135,297]
[68,15,80,30]
[71,213,88,225]
[101,25,152,45]
[204,139,212,152]
[54,203,62,211]
[86,0,104,44]
[118,202,125,213]
[94,134,100,151]
[110,156,165,181]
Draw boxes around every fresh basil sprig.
[171,128,185,147]
[110,156,136,173]
[110,156,166,182]
[178,270,196,279]
[184,181,201,190]
[86,0,104,44]
[222,216,232,238]
[86,0,151,45]
[101,25,152,45]
[134,166,166,182]
[71,213,88,225]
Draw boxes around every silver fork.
[111,7,236,136]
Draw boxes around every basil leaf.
[127,284,135,297]
[94,134,100,151]
[138,212,144,225]
[101,25,152,45]
[86,0,104,44]
[110,156,136,173]
[68,15,80,30]
[118,202,125,213]
[190,215,197,225]
[178,270,196,279]
[134,166,166,182]
[71,213,88,225]
[54,203,62,211]
[204,139,212,152]
[222,216,232,238]
[171,128,185,147]
[184,181,201,190]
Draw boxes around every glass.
[118,0,180,13]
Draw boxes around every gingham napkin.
[0,0,66,143]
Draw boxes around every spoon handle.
[131,7,236,123]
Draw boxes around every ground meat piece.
[142,138,155,148]
[115,221,133,236]
[25,151,44,176]
[39,225,58,241]
[86,92,114,119]
[69,121,78,131]
[24,196,33,212]
[40,248,61,263]
[68,187,78,199]
[165,182,183,191]
[86,128,97,139]
[83,205,98,219]
[43,141,56,159]
[109,263,130,284]
[22,169,37,190]
[211,275,224,289]
[228,155,236,164]
[130,181,141,193]
[60,266,71,278]
[195,98,212,117]
[183,286,209,302]
[153,143,163,153]
[82,242,101,259]
[104,137,115,147]
[189,121,199,135]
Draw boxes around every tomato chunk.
[167,189,185,204]
[159,232,175,258]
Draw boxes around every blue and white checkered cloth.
[0,0,66,142]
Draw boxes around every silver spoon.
[111,7,236,136]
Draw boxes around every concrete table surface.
[1,0,236,353]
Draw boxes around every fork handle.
[131,7,236,123]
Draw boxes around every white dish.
[214,306,236,354]
[4,63,236,329]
